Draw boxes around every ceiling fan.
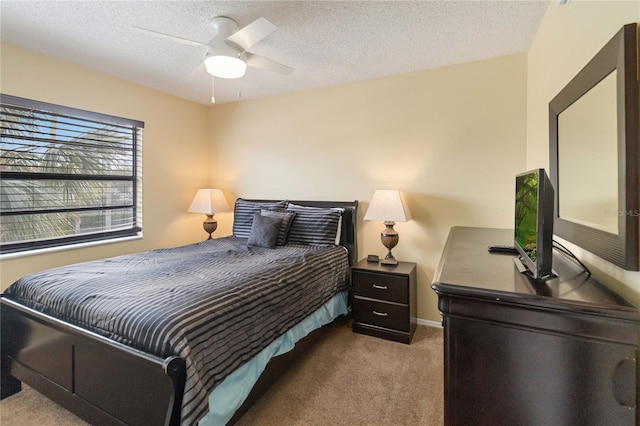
[132,16,293,100]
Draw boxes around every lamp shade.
[187,189,230,215]
[364,190,411,222]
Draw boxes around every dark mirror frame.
[549,23,639,271]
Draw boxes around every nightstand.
[351,259,417,344]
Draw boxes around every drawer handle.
[373,310,388,317]
[372,284,388,290]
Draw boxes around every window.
[0,95,143,254]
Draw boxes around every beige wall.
[527,1,640,306]
[0,42,211,289]
[209,53,528,322]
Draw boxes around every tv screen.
[514,168,554,280]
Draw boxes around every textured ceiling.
[0,1,550,105]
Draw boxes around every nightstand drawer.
[352,297,409,332]
[352,270,408,304]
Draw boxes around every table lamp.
[364,190,411,266]
[187,189,230,239]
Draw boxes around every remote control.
[488,245,519,254]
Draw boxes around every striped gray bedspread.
[4,237,350,425]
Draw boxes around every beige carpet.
[0,320,443,425]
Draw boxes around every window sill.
[0,234,143,261]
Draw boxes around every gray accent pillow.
[260,209,296,245]
[247,213,282,248]
[232,199,287,239]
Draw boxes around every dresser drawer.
[353,297,409,332]
[352,270,408,304]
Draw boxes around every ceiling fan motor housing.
[211,16,239,40]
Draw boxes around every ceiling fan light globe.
[204,55,247,79]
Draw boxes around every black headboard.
[247,200,358,265]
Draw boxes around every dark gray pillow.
[232,199,287,238]
[260,209,296,245]
[247,213,282,248]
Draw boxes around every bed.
[1,199,358,425]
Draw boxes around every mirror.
[549,23,639,271]
[557,70,618,234]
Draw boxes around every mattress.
[4,236,350,424]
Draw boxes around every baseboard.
[417,318,442,328]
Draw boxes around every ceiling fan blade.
[225,17,276,51]
[130,26,209,47]
[245,52,294,75]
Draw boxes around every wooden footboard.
[1,297,186,426]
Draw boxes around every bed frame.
[1,200,358,425]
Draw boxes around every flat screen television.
[514,168,554,280]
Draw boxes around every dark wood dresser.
[352,259,417,344]
[432,226,640,426]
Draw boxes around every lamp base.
[203,215,218,240]
[381,257,398,266]
[380,221,399,266]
